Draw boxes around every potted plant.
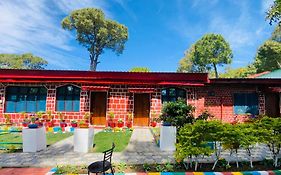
[78,121,89,128]
[107,111,115,128]
[84,112,90,123]
[46,111,54,127]
[126,112,133,128]
[28,116,39,128]
[150,118,158,127]
[58,113,67,128]
[22,116,31,127]
[71,120,78,127]
[117,118,124,128]
[4,114,12,126]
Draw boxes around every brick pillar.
[150,88,162,119]
[108,85,131,123]
[0,85,4,122]
[258,93,265,115]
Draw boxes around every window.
[5,86,47,113]
[233,93,259,115]
[161,88,186,103]
[56,85,80,112]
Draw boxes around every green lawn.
[0,132,73,151]
[92,131,132,152]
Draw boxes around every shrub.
[159,99,195,128]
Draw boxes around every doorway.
[90,92,107,125]
[134,93,150,126]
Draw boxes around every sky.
[0,0,276,72]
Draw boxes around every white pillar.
[160,126,176,151]
[22,127,47,152]
[74,128,94,153]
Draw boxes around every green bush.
[159,99,195,128]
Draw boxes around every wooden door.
[134,94,150,126]
[91,92,107,125]
[265,93,280,117]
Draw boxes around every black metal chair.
[88,143,115,175]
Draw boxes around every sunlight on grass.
[92,131,132,152]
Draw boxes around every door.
[265,93,280,117]
[134,93,150,126]
[90,92,107,125]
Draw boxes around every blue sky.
[0,0,276,72]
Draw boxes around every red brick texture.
[0,83,267,126]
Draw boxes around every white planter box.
[160,126,176,151]
[22,127,47,152]
[74,128,94,153]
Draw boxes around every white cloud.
[0,0,110,69]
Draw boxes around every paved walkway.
[0,128,174,167]
[0,128,274,167]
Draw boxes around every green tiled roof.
[257,69,281,78]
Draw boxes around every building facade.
[0,69,280,126]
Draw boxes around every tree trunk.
[213,63,218,78]
[89,54,99,71]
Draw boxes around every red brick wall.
[0,83,267,126]
[193,86,265,123]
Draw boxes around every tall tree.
[267,0,281,25]
[177,34,233,78]
[220,64,257,78]
[129,67,151,72]
[254,40,281,73]
[62,8,128,71]
[0,53,47,69]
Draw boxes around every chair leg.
[111,166,114,175]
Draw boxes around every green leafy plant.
[164,163,174,172]
[155,164,165,172]
[116,162,127,173]
[142,163,151,172]
[159,99,195,129]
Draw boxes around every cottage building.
[0,69,280,126]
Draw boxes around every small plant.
[108,111,115,120]
[4,114,11,124]
[71,120,78,127]
[143,163,151,172]
[155,164,165,172]
[117,118,124,128]
[116,162,127,173]
[164,163,174,172]
[118,118,123,123]
[84,112,90,123]
[78,120,89,128]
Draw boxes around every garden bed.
[53,161,281,174]
[91,129,132,152]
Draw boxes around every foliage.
[221,124,244,168]
[254,40,281,73]
[56,165,87,174]
[220,64,257,78]
[115,162,127,173]
[266,0,281,25]
[0,53,47,69]
[142,163,151,172]
[62,8,128,71]
[129,67,151,72]
[159,99,195,128]
[196,110,214,121]
[254,117,281,167]
[177,34,233,78]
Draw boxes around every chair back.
[102,143,115,169]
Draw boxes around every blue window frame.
[161,88,186,103]
[233,93,259,115]
[56,85,80,112]
[5,86,47,113]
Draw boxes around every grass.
[92,131,132,152]
[0,132,73,151]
